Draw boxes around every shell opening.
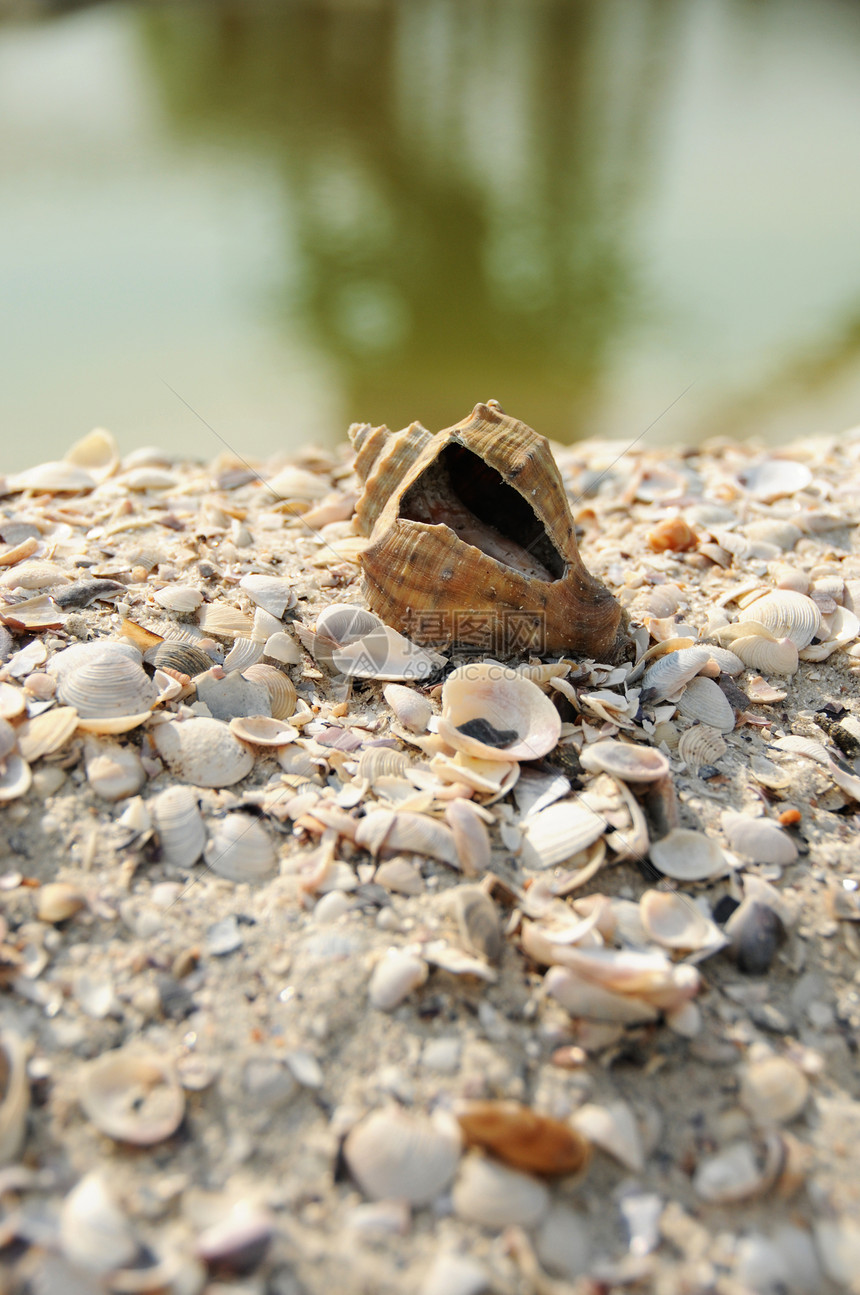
[399,443,565,582]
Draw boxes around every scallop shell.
[356,746,409,783]
[641,646,711,701]
[730,633,799,676]
[452,1153,550,1229]
[56,654,157,725]
[150,785,206,867]
[15,706,79,762]
[721,811,798,865]
[239,574,296,619]
[145,641,214,678]
[738,591,821,650]
[235,664,295,720]
[203,813,278,882]
[0,1033,31,1165]
[223,636,265,672]
[344,1106,462,1205]
[649,828,728,882]
[383,682,433,733]
[520,799,606,869]
[152,717,255,787]
[351,402,630,661]
[78,1047,185,1145]
[579,739,669,783]
[439,663,561,763]
[676,677,735,733]
[677,724,727,775]
[198,602,256,639]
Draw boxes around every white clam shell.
[545,966,659,1024]
[383,682,433,733]
[344,1106,462,1205]
[7,460,96,493]
[368,950,429,1011]
[642,646,711,701]
[0,1033,31,1165]
[721,811,798,865]
[204,813,278,882]
[519,799,606,870]
[64,427,119,482]
[579,739,669,783]
[738,590,821,649]
[677,724,727,775]
[356,809,460,868]
[60,1171,138,1274]
[639,890,726,957]
[152,584,203,614]
[152,717,254,787]
[239,573,296,618]
[738,1056,809,1126]
[84,739,146,802]
[0,681,26,720]
[452,1152,549,1229]
[676,677,735,733]
[740,458,812,501]
[78,1047,185,1145]
[56,654,157,722]
[731,633,799,675]
[570,1100,645,1173]
[0,559,70,590]
[649,828,728,882]
[150,786,206,867]
[439,664,561,763]
[47,639,143,681]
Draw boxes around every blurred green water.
[2,0,860,469]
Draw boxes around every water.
[3,0,860,471]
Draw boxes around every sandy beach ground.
[2,412,860,1294]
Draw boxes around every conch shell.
[350,401,630,660]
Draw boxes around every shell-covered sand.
[2,416,860,1294]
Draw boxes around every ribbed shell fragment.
[203,813,278,882]
[738,591,821,650]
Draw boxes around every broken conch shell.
[350,401,631,660]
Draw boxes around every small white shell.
[383,683,433,733]
[0,754,32,802]
[731,633,799,676]
[544,966,659,1024]
[7,460,96,493]
[356,809,460,869]
[740,458,812,501]
[639,890,726,957]
[332,623,445,682]
[60,1172,138,1274]
[36,881,86,923]
[738,590,821,649]
[677,724,727,775]
[152,717,255,787]
[721,811,798,865]
[0,682,26,720]
[15,707,79,762]
[263,631,303,665]
[444,799,491,876]
[520,800,606,870]
[84,738,146,802]
[195,669,270,720]
[78,1047,185,1145]
[344,1106,462,1205]
[64,427,119,482]
[0,559,70,590]
[693,1134,784,1203]
[676,677,735,733]
[703,645,745,675]
[579,739,669,783]
[152,585,203,614]
[204,813,278,882]
[642,646,711,701]
[649,828,728,882]
[570,1101,644,1173]
[150,786,206,867]
[47,639,143,681]
[229,715,299,747]
[738,1056,809,1126]
[368,950,429,1011]
[356,746,409,784]
[439,664,561,763]
[239,573,296,618]
[452,1153,549,1229]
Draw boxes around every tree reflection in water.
[137,1,678,441]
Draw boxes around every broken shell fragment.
[445,799,491,876]
[642,646,711,701]
[519,799,606,870]
[455,1100,591,1177]
[452,885,503,962]
[356,809,460,868]
[439,663,561,762]
[570,1101,645,1174]
[240,664,297,719]
[639,890,726,957]
[0,1033,31,1165]
[383,682,433,733]
[78,1047,185,1145]
[343,1106,462,1205]
[15,707,79,762]
[579,739,670,783]
[152,717,255,787]
[229,715,299,747]
[545,966,660,1025]
[351,402,630,660]
[239,573,296,618]
[649,828,728,882]
[676,677,735,733]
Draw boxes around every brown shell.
[351,402,630,660]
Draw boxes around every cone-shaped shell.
[351,402,630,661]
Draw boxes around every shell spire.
[351,401,631,662]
